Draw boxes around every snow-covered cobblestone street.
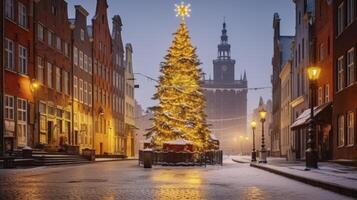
[0,158,353,200]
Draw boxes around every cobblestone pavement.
[0,158,353,200]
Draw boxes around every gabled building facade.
[271,13,294,157]
[111,15,126,155]
[124,43,135,157]
[92,0,114,155]
[33,0,72,150]
[69,5,93,151]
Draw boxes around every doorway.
[47,121,53,144]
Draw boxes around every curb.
[232,158,250,164]
[94,158,138,163]
[250,162,357,198]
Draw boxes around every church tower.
[213,22,236,82]
[203,20,248,154]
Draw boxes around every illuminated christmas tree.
[147,3,210,150]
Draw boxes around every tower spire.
[243,70,247,81]
[217,19,231,59]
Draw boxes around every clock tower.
[203,20,247,154]
[213,22,236,82]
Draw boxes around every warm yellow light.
[307,66,321,81]
[30,79,40,91]
[251,121,257,129]
[175,2,191,20]
[259,108,267,120]
[245,137,249,141]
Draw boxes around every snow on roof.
[164,138,193,145]
[291,102,332,129]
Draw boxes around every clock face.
[222,65,228,72]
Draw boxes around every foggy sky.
[67,0,295,119]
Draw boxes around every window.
[79,51,83,69]
[18,2,28,28]
[318,87,323,105]
[5,38,14,71]
[79,79,83,103]
[319,43,326,61]
[84,54,88,72]
[83,81,88,105]
[47,62,53,88]
[338,115,345,147]
[19,45,28,74]
[338,2,345,35]
[347,112,355,145]
[64,42,69,57]
[63,71,69,95]
[80,29,85,41]
[88,83,92,107]
[17,98,27,146]
[74,76,78,100]
[73,46,78,66]
[56,36,61,50]
[56,67,61,92]
[51,0,57,15]
[5,0,14,20]
[347,0,355,25]
[4,95,14,120]
[88,57,92,74]
[337,56,345,91]
[347,48,355,85]
[37,24,44,41]
[325,84,330,103]
[48,31,53,47]
[37,57,44,83]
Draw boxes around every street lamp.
[250,121,257,162]
[259,108,267,163]
[306,65,321,169]
[30,79,40,147]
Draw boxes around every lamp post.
[306,66,321,169]
[30,79,40,147]
[259,108,267,163]
[251,121,257,162]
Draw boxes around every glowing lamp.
[250,121,257,129]
[259,108,267,120]
[307,66,321,81]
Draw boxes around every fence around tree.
[138,150,223,167]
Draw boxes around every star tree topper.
[175,2,191,21]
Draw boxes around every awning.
[290,102,332,130]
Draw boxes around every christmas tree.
[147,3,210,150]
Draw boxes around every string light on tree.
[147,3,211,150]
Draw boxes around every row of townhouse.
[0,0,136,157]
[271,0,357,161]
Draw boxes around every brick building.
[3,0,34,151]
[69,5,93,151]
[1,0,135,156]
[33,0,72,150]
[92,0,114,155]
[333,0,356,160]
[314,0,334,161]
[111,15,126,155]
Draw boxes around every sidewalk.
[232,156,357,198]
